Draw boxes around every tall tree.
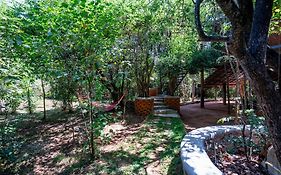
[194,0,281,163]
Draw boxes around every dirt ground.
[1,97,184,175]
[2,99,236,174]
[180,100,234,131]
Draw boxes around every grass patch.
[92,115,186,175]
[1,112,186,175]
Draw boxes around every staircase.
[160,70,188,95]
[172,71,187,94]
[153,97,180,118]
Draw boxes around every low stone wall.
[264,146,281,175]
[164,96,180,111]
[180,125,250,175]
[134,97,154,116]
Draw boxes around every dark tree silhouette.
[195,0,281,163]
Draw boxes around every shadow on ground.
[1,109,185,175]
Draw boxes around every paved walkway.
[180,101,234,131]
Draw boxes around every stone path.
[153,97,180,118]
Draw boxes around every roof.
[268,34,281,53]
[203,30,281,88]
[204,64,244,87]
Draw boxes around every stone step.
[154,103,165,106]
[154,108,177,114]
[154,113,180,118]
[154,101,165,105]
[154,105,168,110]
[154,98,164,102]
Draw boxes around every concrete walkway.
[180,101,234,131]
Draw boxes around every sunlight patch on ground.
[1,110,185,175]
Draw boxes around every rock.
[263,146,281,175]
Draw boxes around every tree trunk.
[233,61,239,122]
[240,56,281,164]
[160,73,163,94]
[27,85,32,114]
[87,78,95,158]
[194,0,281,164]
[41,79,46,121]
[168,76,177,96]
[192,79,195,102]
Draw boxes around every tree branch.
[194,0,230,42]
[215,0,241,21]
[215,0,251,57]
[240,0,253,41]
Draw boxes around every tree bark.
[168,76,177,96]
[87,78,95,158]
[192,79,196,102]
[27,84,32,114]
[240,53,281,164]
[195,0,281,164]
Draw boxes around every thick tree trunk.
[239,1,281,164]
[194,0,281,164]
[240,55,281,164]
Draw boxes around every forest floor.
[1,100,267,175]
[0,99,185,175]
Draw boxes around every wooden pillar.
[222,83,226,105]
[200,68,204,108]
[225,63,231,114]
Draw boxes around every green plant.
[241,109,268,159]
[0,121,22,173]
[217,109,268,160]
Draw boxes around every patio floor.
[180,100,234,132]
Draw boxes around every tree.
[118,0,168,97]
[194,0,281,163]
[0,2,37,114]
[188,48,221,107]
[1,0,122,157]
